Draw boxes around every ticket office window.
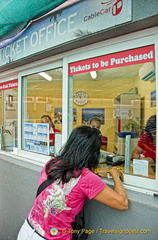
[0,80,18,152]
[21,68,63,156]
[68,45,156,182]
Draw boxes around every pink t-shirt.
[28,166,106,240]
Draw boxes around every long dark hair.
[46,126,101,183]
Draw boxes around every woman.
[17,126,128,240]
[132,115,156,163]
[41,115,61,133]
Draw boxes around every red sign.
[69,45,155,75]
[0,79,18,91]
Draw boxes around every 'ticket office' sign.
[0,0,131,66]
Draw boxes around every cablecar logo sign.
[101,0,123,16]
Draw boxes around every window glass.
[0,80,18,152]
[21,68,62,156]
[69,45,156,179]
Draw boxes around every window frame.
[18,60,66,164]
[66,28,158,192]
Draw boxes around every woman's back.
[27,167,106,239]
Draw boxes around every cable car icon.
[101,0,123,16]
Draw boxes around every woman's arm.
[93,168,128,210]
[132,145,143,159]
[132,145,155,163]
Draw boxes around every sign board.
[69,45,155,75]
[0,79,18,91]
[0,0,132,66]
[133,159,149,176]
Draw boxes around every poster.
[82,108,104,124]
[6,94,16,111]
[54,108,77,124]
[24,123,49,155]
[133,159,148,177]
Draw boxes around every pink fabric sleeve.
[80,170,106,199]
[37,159,52,186]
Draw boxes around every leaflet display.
[24,123,49,155]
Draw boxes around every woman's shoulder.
[81,168,103,180]
[81,168,92,175]
[54,128,61,132]
[38,159,54,186]
[79,168,106,199]
[139,133,150,141]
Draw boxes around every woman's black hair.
[145,115,156,140]
[41,115,55,128]
[46,126,101,183]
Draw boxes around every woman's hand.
[109,167,124,182]
[93,167,128,210]
[139,157,155,164]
